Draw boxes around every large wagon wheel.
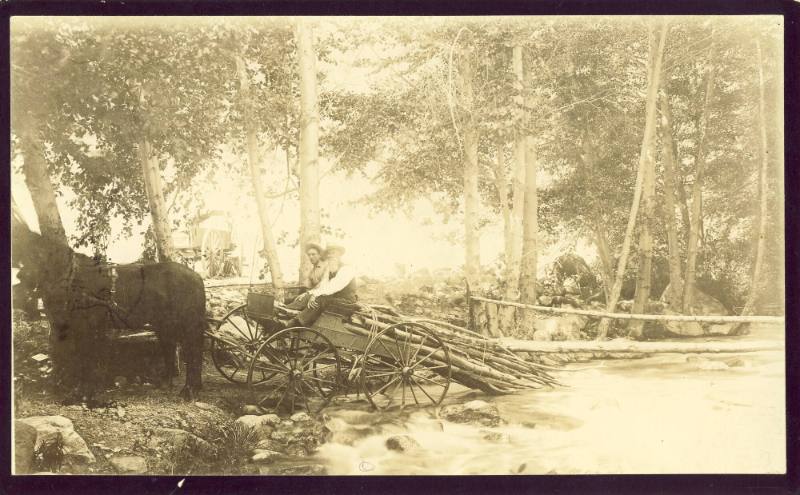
[247,327,341,414]
[210,304,272,384]
[360,322,452,411]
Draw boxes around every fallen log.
[499,338,784,354]
[471,295,785,324]
[269,302,559,393]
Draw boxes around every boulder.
[290,412,312,423]
[235,414,277,441]
[146,428,214,457]
[660,284,735,336]
[18,416,95,465]
[193,401,219,412]
[266,463,327,475]
[241,405,265,416]
[109,455,148,474]
[251,449,282,464]
[14,420,38,474]
[532,314,587,341]
[385,435,420,452]
[441,400,503,427]
[255,439,288,453]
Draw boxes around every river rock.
[251,449,282,464]
[146,428,214,457]
[725,357,748,368]
[660,284,734,336]
[385,435,420,452]
[14,420,38,474]
[242,405,265,415]
[265,463,327,475]
[290,412,312,423]
[532,314,587,341]
[193,401,219,412]
[235,414,277,441]
[18,416,96,465]
[480,430,510,443]
[697,360,729,371]
[109,455,148,474]
[441,400,503,427]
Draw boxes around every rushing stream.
[296,348,785,475]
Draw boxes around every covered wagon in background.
[174,210,242,279]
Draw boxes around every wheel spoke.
[309,362,337,373]
[259,346,290,372]
[413,374,448,389]
[302,349,335,371]
[385,379,401,408]
[392,332,406,366]
[301,378,327,399]
[226,363,241,379]
[408,380,420,405]
[409,376,438,404]
[408,337,426,364]
[377,338,402,364]
[401,380,406,408]
[373,375,401,396]
[262,381,289,407]
[364,370,398,379]
[252,361,287,375]
[242,312,255,341]
[400,328,409,363]
[225,318,251,343]
[414,364,450,373]
[410,346,440,370]
[304,374,337,387]
[290,334,300,368]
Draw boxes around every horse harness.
[64,254,145,330]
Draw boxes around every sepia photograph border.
[1,0,798,493]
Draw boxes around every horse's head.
[12,214,73,295]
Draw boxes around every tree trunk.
[137,87,174,263]
[596,20,668,340]
[592,223,614,299]
[17,115,68,246]
[236,54,285,291]
[629,134,657,338]
[458,50,481,289]
[493,144,512,264]
[499,46,528,333]
[659,92,684,309]
[738,39,769,319]
[138,139,174,263]
[503,45,527,300]
[682,53,717,314]
[519,138,538,307]
[296,20,322,281]
[579,135,613,301]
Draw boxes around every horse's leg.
[158,334,177,389]
[179,320,205,401]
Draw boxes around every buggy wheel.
[210,304,271,384]
[247,327,341,414]
[361,322,451,411]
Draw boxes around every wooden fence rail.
[469,295,785,325]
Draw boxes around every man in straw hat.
[284,244,358,327]
[301,242,327,291]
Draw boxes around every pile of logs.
[273,302,560,395]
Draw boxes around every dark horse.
[12,217,205,401]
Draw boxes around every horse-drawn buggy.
[206,287,454,414]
